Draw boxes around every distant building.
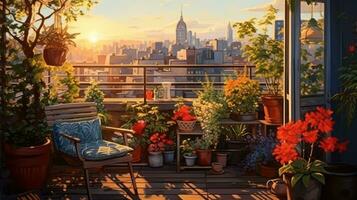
[97,55,107,64]
[176,9,187,45]
[275,20,284,41]
[187,30,193,46]
[227,22,233,45]
[208,39,228,51]
[154,42,163,51]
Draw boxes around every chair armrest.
[59,132,81,143]
[102,126,134,146]
[59,132,84,161]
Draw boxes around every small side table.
[259,120,282,136]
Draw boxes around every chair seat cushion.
[62,140,133,161]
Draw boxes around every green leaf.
[302,175,311,188]
[311,172,325,185]
[291,174,303,187]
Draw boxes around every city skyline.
[68,0,283,43]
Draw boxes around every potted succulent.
[195,137,213,166]
[180,138,197,166]
[244,135,279,178]
[234,6,284,124]
[173,102,197,132]
[224,75,261,121]
[147,132,165,167]
[39,25,78,66]
[273,107,349,200]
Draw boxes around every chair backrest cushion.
[53,118,102,155]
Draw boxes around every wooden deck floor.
[44,165,279,200]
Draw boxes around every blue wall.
[330,0,357,165]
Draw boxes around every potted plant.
[180,139,197,166]
[223,124,251,164]
[224,75,261,121]
[244,135,279,178]
[2,0,95,190]
[163,136,175,164]
[147,132,165,167]
[193,77,227,149]
[173,102,196,132]
[85,80,109,124]
[195,137,213,166]
[273,107,349,200]
[122,103,172,162]
[234,6,284,124]
[39,25,78,66]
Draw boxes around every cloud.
[186,20,213,29]
[243,0,323,13]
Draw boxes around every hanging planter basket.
[177,120,196,132]
[43,47,68,66]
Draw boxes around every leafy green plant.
[193,76,227,146]
[234,6,283,96]
[194,137,213,150]
[332,43,357,126]
[39,25,78,50]
[180,138,196,156]
[85,80,108,124]
[223,124,250,141]
[2,0,96,147]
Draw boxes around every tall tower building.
[227,22,233,45]
[187,30,193,46]
[176,8,187,45]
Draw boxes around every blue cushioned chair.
[45,102,138,200]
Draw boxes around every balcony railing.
[46,64,260,103]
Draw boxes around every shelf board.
[180,165,212,170]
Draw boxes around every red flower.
[302,130,319,143]
[132,120,146,135]
[305,107,334,133]
[348,44,356,54]
[165,139,174,146]
[277,121,305,144]
[336,140,349,153]
[319,137,338,152]
[173,105,196,121]
[273,143,299,165]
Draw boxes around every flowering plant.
[180,138,196,156]
[147,132,174,152]
[224,76,261,114]
[193,77,228,146]
[172,105,196,121]
[274,107,348,188]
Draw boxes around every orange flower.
[277,120,306,144]
[273,143,299,165]
[302,130,319,143]
[336,140,349,153]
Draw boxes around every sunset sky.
[68,0,285,42]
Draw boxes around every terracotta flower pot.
[4,139,51,190]
[43,47,67,66]
[216,153,228,167]
[261,95,283,124]
[259,164,279,178]
[212,162,223,172]
[196,149,212,166]
[131,145,142,163]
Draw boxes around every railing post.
[143,65,147,104]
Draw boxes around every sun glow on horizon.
[88,32,99,43]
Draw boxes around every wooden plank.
[207,194,279,200]
[45,106,97,115]
[45,102,96,110]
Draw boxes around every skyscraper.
[227,22,233,45]
[176,8,187,45]
[187,30,193,46]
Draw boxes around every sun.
[88,33,99,43]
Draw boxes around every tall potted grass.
[234,6,284,124]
